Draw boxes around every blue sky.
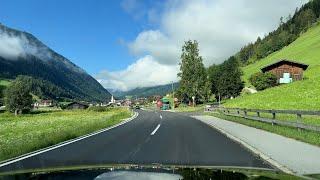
[0,0,307,91]
[0,0,153,73]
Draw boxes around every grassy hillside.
[0,79,11,87]
[225,23,320,110]
[243,22,320,84]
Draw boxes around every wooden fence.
[207,107,320,132]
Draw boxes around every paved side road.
[194,115,320,175]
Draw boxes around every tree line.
[235,0,320,65]
[177,40,244,105]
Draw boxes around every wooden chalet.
[261,59,308,82]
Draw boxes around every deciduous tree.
[208,56,244,99]
[5,77,33,115]
[178,40,208,104]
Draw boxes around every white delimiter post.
[172,81,174,110]
[192,96,195,107]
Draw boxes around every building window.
[293,74,301,81]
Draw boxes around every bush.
[249,72,278,91]
[59,103,69,110]
[0,85,6,106]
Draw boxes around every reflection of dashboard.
[1,166,301,180]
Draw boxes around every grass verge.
[206,112,320,147]
[221,109,320,127]
[0,107,132,161]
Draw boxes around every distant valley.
[111,82,179,99]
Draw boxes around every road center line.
[151,124,161,135]
[160,115,162,119]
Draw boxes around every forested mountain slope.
[234,0,320,66]
[112,82,179,99]
[0,24,111,102]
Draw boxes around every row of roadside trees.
[177,40,244,105]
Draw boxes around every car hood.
[0,164,303,180]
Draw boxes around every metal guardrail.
[206,107,320,132]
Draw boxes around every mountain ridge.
[0,24,111,102]
[111,82,179,99]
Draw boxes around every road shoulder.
[193,115,320,176]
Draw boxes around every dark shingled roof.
[66,102,89,107]
[261,59,309,73]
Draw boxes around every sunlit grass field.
[224,77,320,110]
[0,107,132,161]
[224,23,320,111]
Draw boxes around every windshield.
[1,0,320,179]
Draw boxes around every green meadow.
[0,107,132,161]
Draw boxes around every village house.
[65,102,89,110]
[261,59,308,83]
[34,100,53,107]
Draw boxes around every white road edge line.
[0,111,139,168]
[151,124,161,135]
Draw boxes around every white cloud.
[128,30,180,65]
[95,55,179,91]
[99,0,307,91]
[0,29,53,60]
[0,32,25,59]
[128,0,307,66]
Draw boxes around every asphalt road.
[0,110,271,173]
